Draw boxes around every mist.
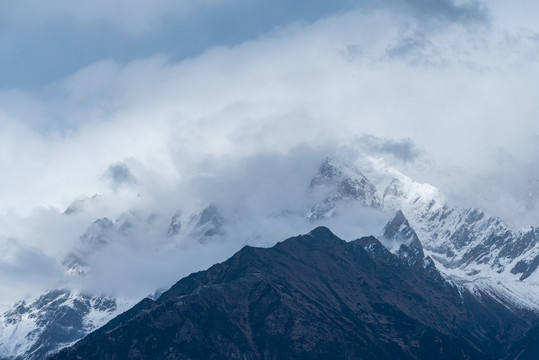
[1,0,539,303]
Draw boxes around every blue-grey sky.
[0,0,490,90]
[1,0,367,89]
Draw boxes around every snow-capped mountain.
[0,289,129,360]
[306,157,382,221]
[63,217,117,276]
[0,201,237,359]
[3,149,539,359]
[50,226,538,360]
[308,154,539,311]
[46,227,512,359]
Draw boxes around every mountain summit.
[51,226,534,360]
[5,152,539,359]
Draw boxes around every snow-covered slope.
[0,289,131,360]
[0,201,236,359]
[308,154,539,311]
[3,150,539,359]
[306,157,382,221]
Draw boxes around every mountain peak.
[306,157,382,221]
[0,289,122,360]
[380,210,425,267]
[51,225,526,360]
[381,211,422,249]
[307,225,338,240]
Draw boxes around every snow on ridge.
[428,251,539,312]
[325,152,539,311]
[3,150,539,358]
[0,289,134,360]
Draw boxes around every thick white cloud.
[1,1,539,303]
[1,3,537,209]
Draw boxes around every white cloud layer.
[1,0,539,303]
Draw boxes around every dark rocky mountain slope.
[50,227,535,360]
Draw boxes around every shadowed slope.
[51,227,526,360]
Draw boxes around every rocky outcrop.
[51,227,533,360]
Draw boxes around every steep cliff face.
[51,227,534,360]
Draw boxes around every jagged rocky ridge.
[306,158,382,221]
[0,289,120,360]
[383,174,539,279]
[311,156,539,310]
[4,153,539,358]
[51,226,536,360]
[0,203,228,359]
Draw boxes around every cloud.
[434,141,539,229]
[0,0,366,89]
[399,0,488,24]
[0,237,64,302]
[0,3,536,213]
[64,144,393,298]
[105,163,137,189]
[0,1,537,210]
[1,1,539,304]
[353,135,422,163]
[0,142,392,302]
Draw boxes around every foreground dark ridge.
[50,227,535,360]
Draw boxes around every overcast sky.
[1,0,539,303]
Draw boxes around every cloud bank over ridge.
[1,0,539,302]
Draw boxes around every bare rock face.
[380,210,425,266]
[167,211,182,237]
[194,203,225,238]
[51,227,534,360]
